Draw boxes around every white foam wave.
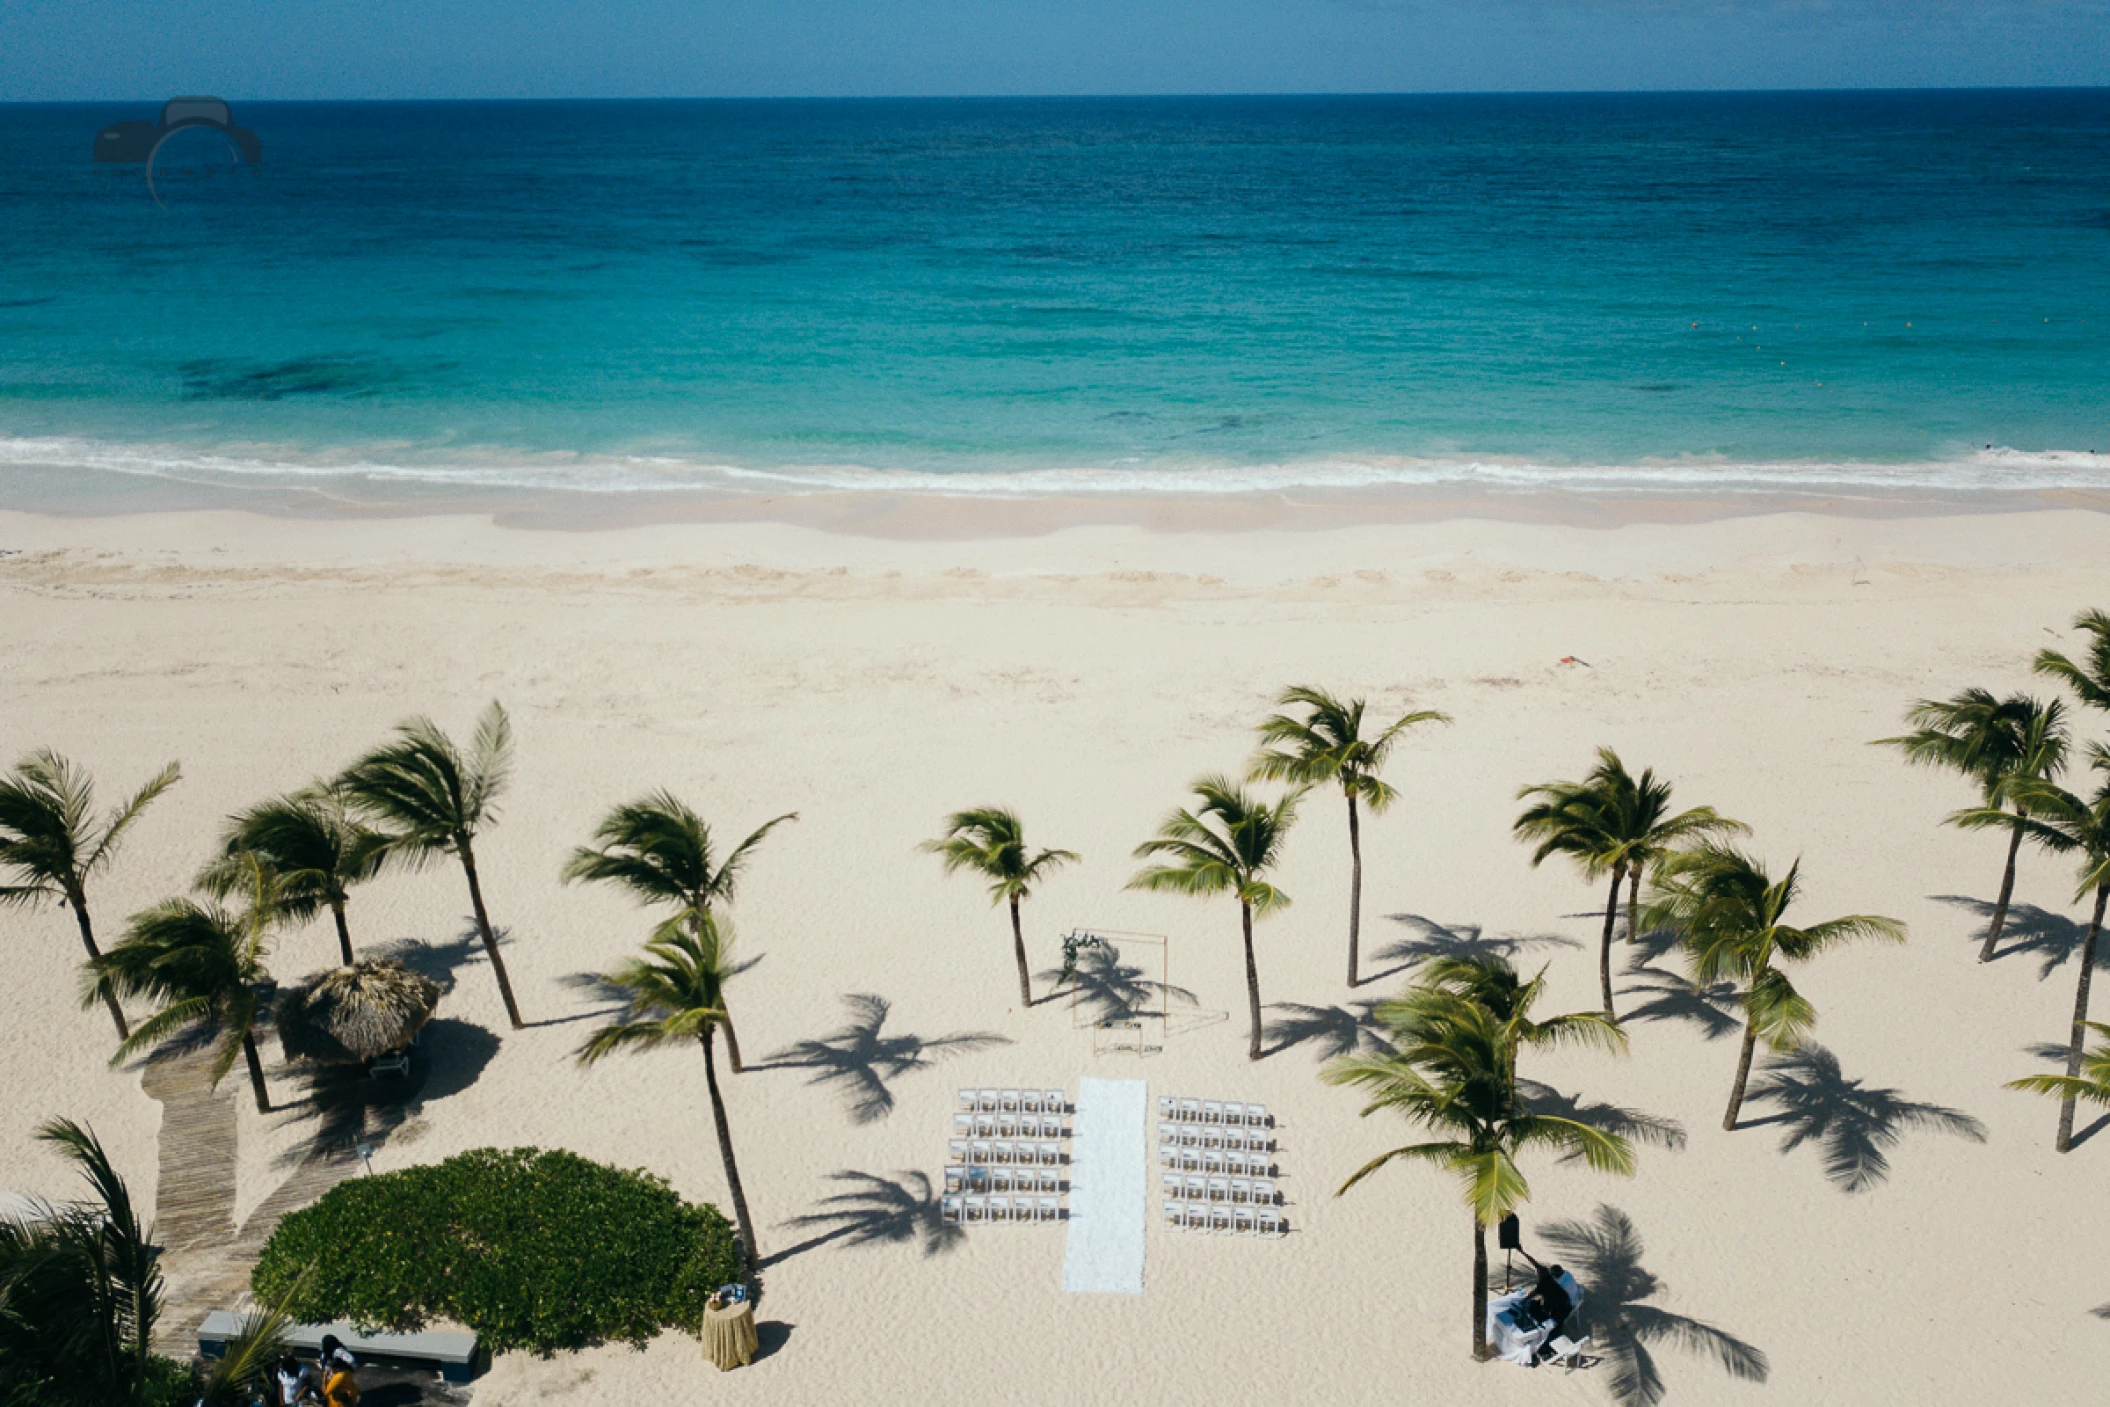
[2,435,2108,500]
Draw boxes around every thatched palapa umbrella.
[276,958,441,1065]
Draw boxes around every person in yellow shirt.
[321,1359,360,1407]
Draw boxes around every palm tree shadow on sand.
[1932,895,2103,979]
[1541,1205,1769,1407]
[1262,998,1394,1061]
[754,994,1008,1124]
[763,1169,963,1268]
[1741,1044,1986,1192]
[1035,945,1203,1030]
[1618,930,1743,1042]
[1363,914,1578,988]
[1519,1080,1686,1158]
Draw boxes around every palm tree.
[2008,1021,2110,1140]
[0,750,181,1040]
[1251,686,1449,988]
[87,854,281,1114]
[563,791,796,1073]
[1959,750,2110,1151]
[0,1119,163,1407]
[1129,776,1299,1061]
[1385,952,1628,1085]
[921,807,1078,1008]
[1876,689,2069,961]
[1324,994,1635,1361]
[578,914,760,1286]
[1515,748,1743,1019]
[2036,607,2110,713]
[1644,843,1906,1131]
[199,783,386,968]
[340,702,523,1029]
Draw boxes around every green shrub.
[251,1147,741,1356]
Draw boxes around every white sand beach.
[4,501,2108,1405]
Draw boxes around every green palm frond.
[1250,685,1447,814]
[1128,776,1298,913]
[0,750,180,906]
[575,915,737,1067]
[920,806,1075,904]
[2034,608,2110,713]
[340,701,511,856]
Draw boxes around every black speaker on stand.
[1497,1213,1521,1294]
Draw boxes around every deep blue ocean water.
[1,92,2107,502]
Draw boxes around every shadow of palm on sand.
[1035,944,1199,1027]
[764,1169,963,1267]
[755,994,1007,1124]
[1541,1205,1769,1407]
[1741,1044,1985,1192]
[1932,895,2104,979]
[1364,914,1578,988]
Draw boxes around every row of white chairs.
[958,1088,1066,1116]
[954,1112,1065,1141]
[1160,1147,1272,1177]
[946,1164,1061,1194]
[1163,1201,1283,1236]
[948,1139,1063,1168]
[1158,1096,1269,1129]
[943,1194,1064,1225]
[1162,1173,1276,1206]
[1158,1122,1269,1154]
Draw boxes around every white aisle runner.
[1062,1076,1147,1295]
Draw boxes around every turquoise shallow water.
[1,92,2107,503]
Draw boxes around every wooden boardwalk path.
[142,1049,362,1357]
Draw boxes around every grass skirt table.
[704,1299,758,1371]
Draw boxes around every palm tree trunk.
[1981,822,2025,963]
[1242,900,1263,1061]
[1346,792,1364,989]
[701,1025,760,1287]
[1472,1213,1490,1361]
[1625,865,1643,945]
[459,844,523,1029]
[1011,894,1033,1008]
[71,898,130,1040]
[330,897,355,968]
[2056,883,2109,1152]
[720,1002,745,1075]
[1597,866,1624,1019]
[1724,1004,1762,1131]
[241,1032,271,1113]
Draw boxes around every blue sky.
[5,0,2108,100]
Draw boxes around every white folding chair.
[953,1112,974,1140]
[988,1196,1013,1224]
[1233,1205,1257,1235]
[1209,1203,1234,1234]
[1184,1175,1207,1203]
[1157,1094,1176,1122]
[1037,1166,1059,1194]
[1179,1127,1202,1150]
[1223,1101,1247,1127]
[1183,1202,1209,1231]
[1162,1173,1183,1203]
[1202,1100,1224,1125]
[956,1088,977,1114]
[1038,1196,1061,1224]
[1021,1089,1043,1115]
[998,1114,1021,1140]
[1158,1120,1178,1146]
[978,1088,1001,1113]
[995,1140,1018,1166]
[1179,1148,1203,1173]
[949,1139,969,1165]
[1159,1142,1178,1169]
[1000,1089,1021,1114]
[1045,1089,1065,1115]
[1162,1199,1183,1230]
[974,1113,997,1139]
[969,1140,993,1166]
[1246,1102,1269,1129]
[992,1165,1016,1193]
[1252,1177,1276,1205]
[1203,1152,1226,1178]
[1207,1176,1230,1203]
[967,1165,991,1192]
[1547,1334,1590,1371]
[1179,1097,1202,1123]
[1038,1141,1061,1168]
[945,1164,968,1193]
[1229,1177,1252,1204]
[1257,1208,1282,1237]
[964,1195,988,1224]
[941,1195,965,1225]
